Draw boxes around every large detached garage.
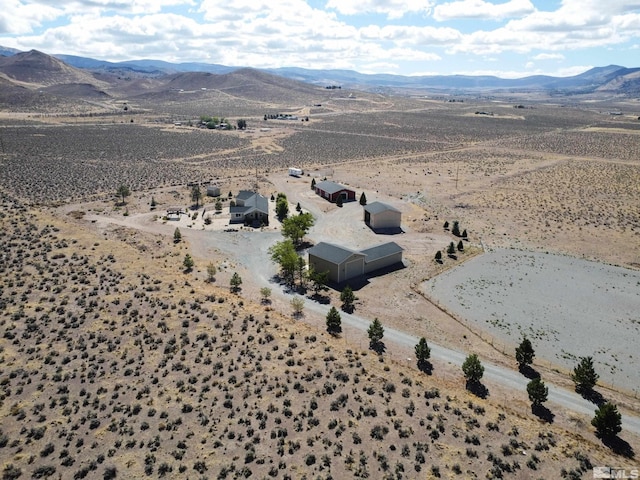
[314,180,356,203]
[364,201,402,230]
[307,243,365,284]
[308,241,404,284]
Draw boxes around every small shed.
[314,180,356,203]
[307,242,365,284]
[364,201,402,230]
[206,185,221,197]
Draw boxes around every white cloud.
[0,0,62,34]
[433,0,535,21]
[533,53,564,60]
[325,0,434,20]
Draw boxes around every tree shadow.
[465,381,489,399]
[519,364,540,380]
[310,293,331,305]
[341,304,355,314]
[448,254,458,260]
[601,436,635,458]
[579,388,606,406]
[327,326,342,337]
[531,404,555,423]
[370,341,386,354]
[417,360,433,375]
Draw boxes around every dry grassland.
[1,93,639,478]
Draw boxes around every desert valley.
[0,49,639,479]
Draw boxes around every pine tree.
[173,228,182,243]
[462,354,484,384]
[359,192,367,206]
[230,272,242,293]
[183,254,194,272]
[592,402,622,439]
[415,337,431,370]
[515,336,535,370]
[452,220,461,236]
[340,285,355,313]
[527,378,548,407]
[572,356,599,392]
[367,318,384,349]
[326,307,342,335]
[336,195,343,207]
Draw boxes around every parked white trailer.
[288,167,303,176]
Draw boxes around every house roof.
[236,190,256,201]
[315,180,352,195]
[364,201,401,215]
[232,191,268,215]
[308,242,364,265]
[360,242,404,262]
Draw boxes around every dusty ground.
[2,94,640,478]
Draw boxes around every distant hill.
[1,47,640,101]
[0,49,109,88]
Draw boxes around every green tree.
[572,356,599,393]
[326,306,342,335]
[415,337,431,370]
[150,196,157,208]
[230,272,242,293]
[173,228,182,244]
[276,196,289,220]
[215,199,223,212]
[191,185,202,209]
[183,254,194,272]
[336,195,343,207]
[443,221,449,230]
[447,242,456,255]
[592,402,622,439]
[281,212,314,246]
[462,229,468,239]
[206,263,217,282]
[452,220,461,236]
[457,240,464,251]
[237,119,247,129]
[308,268,329,296]
[340,285,356,313]
[260,287,272,304]
[311,178,316,190]
[515,336,535,371]
[434,250,442,262]
[291,296,305,317]
[462,354,484,384]
[359,192,367,206]
[269,240,299,285]
[526,377,548,407]
[296,202,302,213]
[367,318,384,350]
[117,184,130,205]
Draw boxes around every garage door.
[344,259,364,282]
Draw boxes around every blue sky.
[1,0,639,78]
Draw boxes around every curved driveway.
[87,195,640,438]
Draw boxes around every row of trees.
[515,336,621,440]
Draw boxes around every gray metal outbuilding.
[308,241,404,284]
[364,201,402,230]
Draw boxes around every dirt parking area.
[422,249,640,393]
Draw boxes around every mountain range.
[1,47,639,107]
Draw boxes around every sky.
[0,0,639,78]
